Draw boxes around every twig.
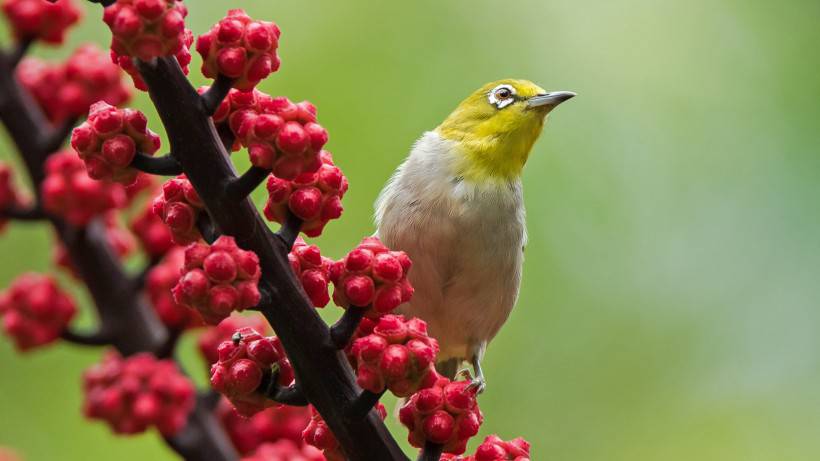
[347,388,386,422]
[329,306,366,349]
[0,205,45,221]
[40,117,77,153]
[132,255,162,290]
[61,328,112,346]
[266,382,309,406]
[196,213,219,244]
[131,152,183,176]
[417,442,443,461]
[276,210,302,250]
[200,74,235,115]
[155,328,183,359]
[225,166,269,201]
[8,37,33,69]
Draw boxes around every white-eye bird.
[375,79,575,392]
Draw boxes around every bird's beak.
[527,91,577,110]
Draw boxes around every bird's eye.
[495,87,512,99]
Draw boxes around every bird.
[375,79,575,393]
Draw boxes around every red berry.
[198,314,268,365]
[209,328,293,417]
[0,273,76,351]
[302,403,387,461]
[288,238,332,308]
[1,0,81,45]
[399,376,484,455]
[152,175,203,245]
[173,236,261,325]
[83,351,195,436]
[145,248,204,329]
[197,9,281,91]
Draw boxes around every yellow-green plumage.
[376,79,574,390]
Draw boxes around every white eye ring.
[487,84,516,109]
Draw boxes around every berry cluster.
[41,150,127,226]
[241,441,324,461]
[209,327,293,416]
[302,403,387,461]
[264,151,346,237]
[240,98,328,179]
[54,214,135,278]
[172,236,261,324]
[196,9,281,91]
[399,377,483,455]
[203,86,260,151]
[83,352,195,436]
[288,237,332,308]
[102,0,192,91]
[329,236,413,317]
[17,44,130,122]
[0,273,76,351]
[151,175,204,244]
[146,248,204,329]
[130,199,175,258]
[0,162,22,234]
[349,314,439,397]
[1,0,80,44]
[218,399,311,455]
[198,313,268,365]
[441,435,531,461]
[71,101,161,184]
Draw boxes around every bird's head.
[436,79,575,183]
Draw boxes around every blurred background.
[2,0,820,459]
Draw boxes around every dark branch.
[200,389,222,412]
[132,255,162,291]
[131,152,183,176]
[329,306,366,349]
[40,117,77,153]
[61,328,112,346]
[276,210,303,250]
[196,213,219,244]
[137,56,408,461]
[0,205,45,221]
[417,442,444,461]
[155,328,183,359]
[347,389,386,422]
[225,165,269,202]
[8,37,33,69]
[265,382,309,406]
[200,74,235,115]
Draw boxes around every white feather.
[375,131,526,364]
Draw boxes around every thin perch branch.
[0,205,45,221]
[61,328,112,346]
[347,389,386,422]
[276,210,303,250]
[329,306,366,349]
[200,74,235,115]
[225,166,269,201]
[131,152,183,176]
[417,442,444,461]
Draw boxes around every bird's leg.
[465,355,486,394]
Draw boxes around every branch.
[276,210,302,250]
[0,205,45,221]
[329,306,366,349]
[61,327,112,346]
[7,37,33,69]
[417,442,443,461]
[130,152,183,176]
[347,389,386,422]
[200,74,235,115]
[39,117,77,153]
[132,255,162,291]
[0,44,238,461]
[266,382,309,406]
[196,213,219,244]
[137,56,408,461]
[225,165,269,201]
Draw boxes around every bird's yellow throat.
[435,79,551,183]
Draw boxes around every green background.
[2,0,820,460]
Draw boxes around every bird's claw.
[466,376,486,394]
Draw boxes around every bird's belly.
[388,192,525,361]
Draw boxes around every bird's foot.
[456,369,486,394]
